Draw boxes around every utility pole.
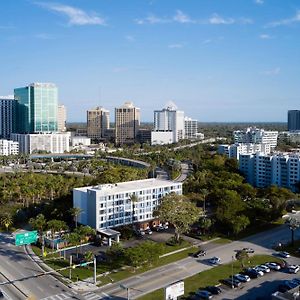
[231,256,234,288]
[69,255,72,280]
[93,256,97,284]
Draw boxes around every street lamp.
[231,256,234,288]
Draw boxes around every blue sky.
[0,0,299,122]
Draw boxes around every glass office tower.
[14,83,58,133]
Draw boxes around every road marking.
[82,292,100,300]
[37,286,44,292]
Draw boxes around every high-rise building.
[184,117,198,140]
[0,96,17,138]
[288,110,300,131]
[0,139,19,156]
[233,127,278,149]
[57,104,67,132]
[14,83,58,133]
[152,104,185,145]
[115,102,140,145]
[87,107,110,140]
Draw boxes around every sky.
[0,0,299,122]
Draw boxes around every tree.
[0,213,13,232]
[287,217,300,246]
[129,193,139,226]
[199,217,212,235]
[29,213,46,242]
[106,242,125,267]
[66,232,81,258]
[154,193,202,243]
[47,219,68,239]
[69,207,83,228]
[235,250,249,268]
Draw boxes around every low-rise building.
[0,139,19,156]
[11,133,70,154]
[151,131,173,145]
[218,143,271,160]
[71,136,91,147]
[73,178,182,231]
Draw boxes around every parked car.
[256,264,270,273]
[205,286,222,295]
[195,290,213,299]
[233,273,250,282]
[253,267,264,276]
[145,229,152,235]
[278,284,292,293]
[243,268,259,279]
[222,278,240,288]
[284,280,299,289]
[209,257,221,265]
[0,290,3,298]
[278,251,290,258]
[194,250,207,258]
[265,262,281,270]
[242,247,255,253]
[289,265,300,274]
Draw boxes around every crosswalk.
[41,291,101,300]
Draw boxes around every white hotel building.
[73,178,182,230]
[239,152,300,191]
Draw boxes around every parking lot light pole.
[94,256,97,284]
[231,256,234,288]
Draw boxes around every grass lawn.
[138,255,283,300]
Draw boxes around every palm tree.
[0,213,13,232]
[66,232,81,258]
[287,217,300,246]
[129,194,139,227]
[69,207,83,228]
[29,214,46,243]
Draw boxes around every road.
[97,225,300,299]
[0,232,81,300]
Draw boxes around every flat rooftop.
[74,178,181,194]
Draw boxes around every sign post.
[15,231,38,246]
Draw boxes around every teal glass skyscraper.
[14,83,58,133]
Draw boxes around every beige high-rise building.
[57,104,67,132]
[87,107,110,140]
[115,101,140,145]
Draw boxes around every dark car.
[243,268,259,279]
[242,247,255,253]
[222,278,241,288]
[193,250,207,258]
[205,286,222,295]
[278,284,292,293]
[0,290,4,298]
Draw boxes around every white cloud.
[37,2,106,26]
[255,0,264,5]
[208,14,235,25]
[168,43,184,48]
[125,35,135,42]
[135,14,170,25]
[263,67,281,76]
[173,10,194,24]
[267,11,300,27]
[259,34,273,39]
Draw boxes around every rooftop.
[74,178,181,194]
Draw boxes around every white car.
[209,256,221,265]
[266,262,281,270]
[233,273,250,282]
[256,264,270,273]
[253,267,264,276]
[289,265,300,274]
[279,251,290,258]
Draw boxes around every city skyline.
[0,0,299,122]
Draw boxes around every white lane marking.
[37,285,44,292]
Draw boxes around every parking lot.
[195,261,300,300]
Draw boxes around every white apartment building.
[73,178,182,230]
[233,127,278,149]
[184,117,199,140]
[0,139,19,156]
[218,143,271,160]
[11,133,70,154]
[71,136,91,147]
[152,104,185,145]
[239,152,300,191]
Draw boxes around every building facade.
[152,105,185,144]
[218,143,271,160]
[57,105,67,132]
[239,152,300,191]
[115,102,140,145]
[14,83,58,134]
[0,96,17,139]
[288,110,300,131]
[87,107,110,140]
[11,133,70,154]
[184,117,198,140]
[0,139,19,156]
[233,127,278,149]
[73,178,182,230]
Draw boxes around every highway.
[97,224,300,299]
[0,232,81,300]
